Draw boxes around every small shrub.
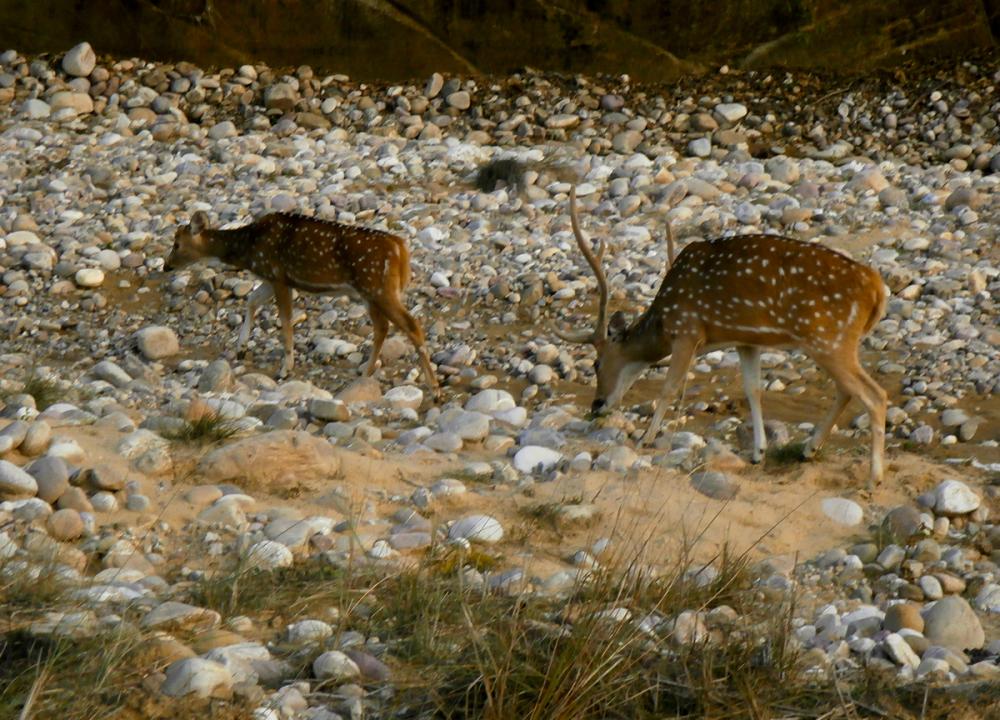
[21,375,63,411]
[766,441,808,465]
[164,412,240,445]
[475,158,526,193]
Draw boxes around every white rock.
[312,650,360,681]
[933,479,980,515]
[243,540,293,571]
[0,460,38,496]
[513,444,562,473]
[883,633,921,669]
[74,267,105,288]
[383,385,423,411]
[493,406,527,427]
[62,42,96,77]
[286,619,333,645]
[820,498,864,526]
[438,409,491,441]
[134,325,179,360]
[203,643,272,684]
[448,514,504,544]
[161,658,233,698]
[22,99,51,119]
[974,584,1000,613]
[465,389,515,413]
[687,137,711,157]
[715,102,748,123]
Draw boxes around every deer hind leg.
[802,388,851,460]
[378,299,440,399]
[365,305,389,376]
[236,282,274,360]
[812,355,887,490]
[639,335,699,447]
[737,345,766,463]
[272,282,295,379]
[855,366,887,490]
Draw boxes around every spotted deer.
[555,188,889,489]
[164,211,439,396]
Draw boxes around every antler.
[553,186,609,345]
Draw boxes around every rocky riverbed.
[1,43,999,719]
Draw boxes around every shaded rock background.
[0,0,996,82]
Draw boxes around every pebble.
[821,498,864,526]
[383,386,423,411]
[313,651,360,682]
[933,480,980,515]
[161,658,234,698]
[690,471,739,500]
[513,446,562,474]
[243,540,293,571]
[134,325,180,360]
[62,42,96,77]
[448,514,504,544]
[0,459,38,496]
[45,508,84,541]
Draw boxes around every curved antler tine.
[569,186,609,343]
[552,325,596,344]
[665,221,676,269]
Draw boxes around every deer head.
[555,187,677,414]
[164,210,212,271]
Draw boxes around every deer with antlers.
[555,188,889,489]
[164,211,439,397]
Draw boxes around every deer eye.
[594,360,601,372]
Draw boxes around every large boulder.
[197,431,341,487]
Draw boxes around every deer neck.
[205,226,260,270]
[622,309,672,364]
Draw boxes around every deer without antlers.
[164,210,439,396]
[556,187,889,489]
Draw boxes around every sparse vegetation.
[474,157,526,193]
[164,412,241,445]
[20,374,64,411]
[1,368,65,411]
[767,440,808,465]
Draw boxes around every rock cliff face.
[1,0,996,80]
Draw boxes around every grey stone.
[690,471,739,500]
[922,596,985,651]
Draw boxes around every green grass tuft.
[766,441,808,465]
[164,412,241,445]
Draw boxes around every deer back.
[235,214,410,297]
[648,234,886,355]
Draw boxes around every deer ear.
[609,311,629,340]
[189,211,209,235]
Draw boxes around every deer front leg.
[235,282,274,360]
[638,336,699,447]
[737,345,766,463]
[273,282,295,379]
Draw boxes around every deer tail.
[863,275,889,336]
[396,237,412,290]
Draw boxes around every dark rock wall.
[0,0,995,80]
